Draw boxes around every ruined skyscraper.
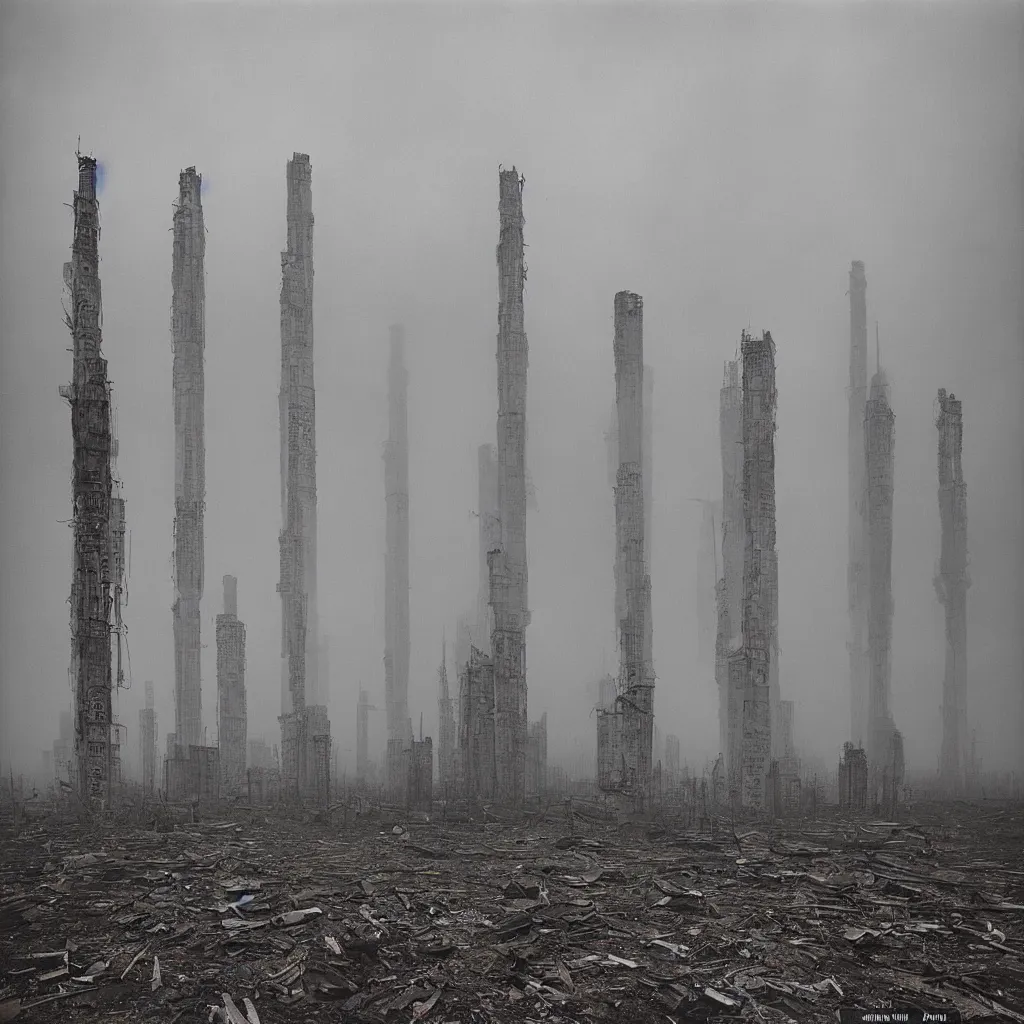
[139,682,156,795]
[864,369,899,778]
[459,647,496,801]
[62,154,114,805]
[475,444,500,653]
[278,154,328,794]
[936,388,969,795]
[611,291,654,804]
[848,262,870,748]
[489,168,530,806]
[728,330,776,809]
[384,324,412,790]
[717,360,743,779]
[172,167,205,756]
[437,638,457,797]
[216,575,247,796]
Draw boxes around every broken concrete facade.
[62,154,115,806]
[732,330,776,810]
[848,261,870,749]
[936,388,969,796]
[458,646,496,801]
[489,168,530,807]
[216,575,247,797]
[609,291,654,806]
[437,641,457,798]
[165,743,220,803]
[278,154,329,794]
[526,712,548,798]
[838,741,868,811]
[865,369,902,801]
[279,704,330,799]
[717,360,744,786]
[384,324,413,794]
[139,681,156,795]
[313,733,331,807]
[171,166,206,758]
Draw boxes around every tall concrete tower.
[278,154,328,794]
[613,291,653,806]
[731,330,776,810]
[489,167,530,807]
[171,166,205,754]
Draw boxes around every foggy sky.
[1,1,1022,778]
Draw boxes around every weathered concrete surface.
[737,330,776,810]
[172,166,206,756]
[64,155,114,805]
[611,291,654,807]
[459,646,495,801]
[279,153,319,717]
[490,168,530,807]
[216,575,247,797]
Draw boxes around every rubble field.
[2,803,1023,1023]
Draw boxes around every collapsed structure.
[459,647,496,801]
[716,361,743,785]
[384,324,413,792]
[603,291,654,806]
[847,262,870,748]
[171,167,206,766]
[278,153,329,796]
[62,154,117,806]
[216,575,247,796]
[726,330,776,810]
[139,682,156,795]
[489,168,530,807]
[936,388,969,795]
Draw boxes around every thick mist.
[1,2,1022,780]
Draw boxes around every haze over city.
[1,0,1022,782]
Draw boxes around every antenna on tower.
[875,321,880,373]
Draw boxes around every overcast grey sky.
[1,1,1022,778]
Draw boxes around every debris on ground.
[1,805,1022,1022]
